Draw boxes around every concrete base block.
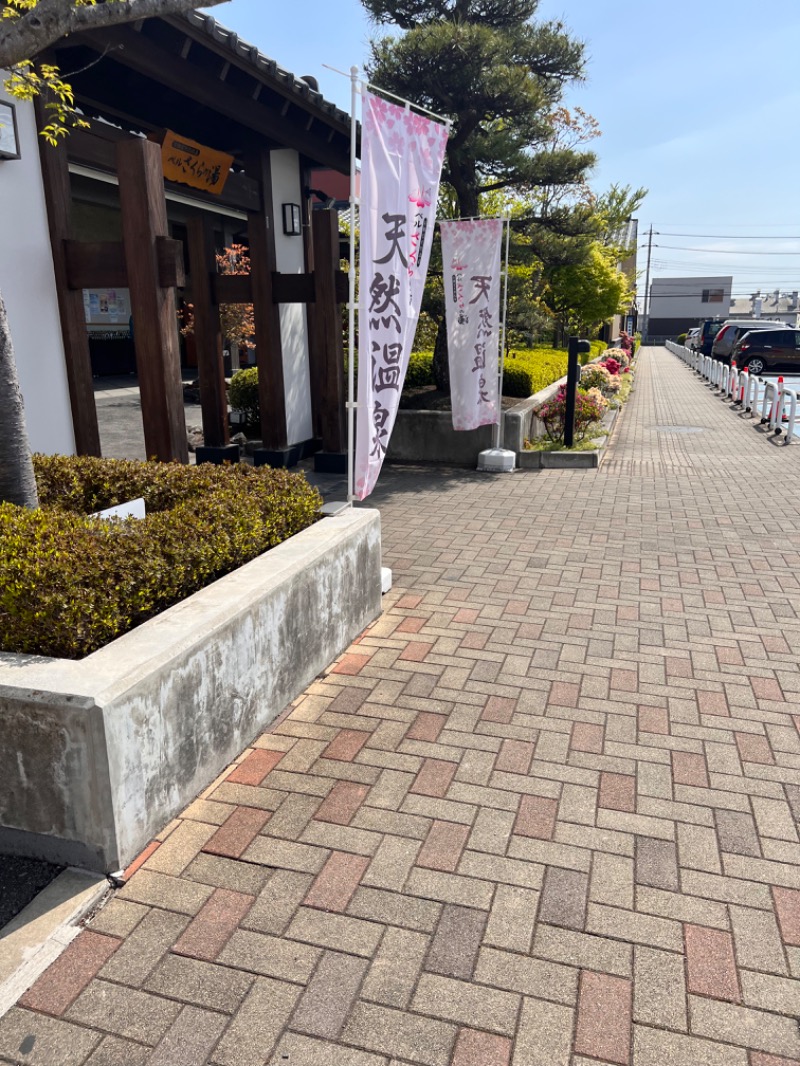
[195,444,240,465]
[477,448,516,472]
[0,509,382,873]
[381,567,393,593]
[314,451,348,474]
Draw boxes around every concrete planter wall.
[387,405,532,466]
[0,509,382,873]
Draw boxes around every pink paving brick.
[762,635,791,654]
[599,772,636,813]
[751,676,785,702]
[514,794,559,840]
[662,596,684,613]
[460,632,488,650]
[399,641,433,662]
[750,1054,800,1066]
[610,668,638,692]
[716,646,744,666]
[453,608,480,623]
[495,739,535,775]
[570,721,604,754]
[516,622,543,640]
[452,1029,512,1066]
[417,820,471,872]
[203,806,271,859]
[304,851,370,912]
[396,616,426,634]
[323,728,370,762]
[396,594,423,608]
[409,758,457,798]
[227,748,284,786]
[697,690,730,717]
[574,971,632,1065]
[684,924,741,1002]
[773,887,800,946]
[735,732,775,765]
[638,706,669,735]
[123,839,160,880]
[548,681,580,708]
[481,695,517,724]
[672,751,709,788]
[665,656,692,678]
[504,599,529,616]
[617,605,639,621]
[331,652,372,675]
[314,781,370,824]
[172,888,254,962]
[406,712,447,743]
[19,931,120,1017]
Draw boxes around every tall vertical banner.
[354,91,448,500]
[440,219,503,431]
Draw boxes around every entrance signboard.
[158,130,234,195]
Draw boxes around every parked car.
[710,319,785,362]
[686,327,701,351]
[730,328,800,376]
[698,318,727,356]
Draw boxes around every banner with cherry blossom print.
[354,90,448,500]
[440,218,503,431]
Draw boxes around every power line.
[654,245,800,255]
[651,233,800,240]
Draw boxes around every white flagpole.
[495,213,512,449]
[347,66,359,505]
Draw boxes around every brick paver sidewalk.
[3,346,800,1065]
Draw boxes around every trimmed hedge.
[0,456,321,659]
[228,367,260,428]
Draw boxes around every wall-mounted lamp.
[282,202,301,236]
[0,101,21,161]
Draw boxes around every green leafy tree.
[361,0,597,388]
[0,0,227,507]
[546,241,632,336]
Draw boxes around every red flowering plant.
[600,356,621,376]
[536,385,606,444]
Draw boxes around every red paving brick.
[304,851,370,912]
[123,839,160,880]
[684,924,741,1002]
[672,750,709,788]
[314,781,370,824]
[452,1029,512,1066]
[323,728,370,761]
[735,732,775,765]
[481,695,517,723]
[406,712,446,742]
[750,1055,800,1066]
[453,608,480,623]
[751,676,785,702]
[19,931,120,1017]
[638,706,669,735]
[227,748,284,786]
[610,668,637,692]
[410,758,457,798]
[570,721,604,754]
[549,681,580,708]
[574,971,632,1065]
[697,689,730,716]
[396,594,423,608]
[396,616,426,634]
[495,739,535,775]
[598,772,636,813]
[417,820,471,871]
[773,887,800,946]
[331,652,372,675]
[514,795,559,840]
[172,888,254,961]
[398,641,433,662]
[203,806,271,859]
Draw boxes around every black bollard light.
[564,336,592,448]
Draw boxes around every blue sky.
[208,0,800,300]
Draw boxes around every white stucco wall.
[0,89,75,455]
[649,276,733,321]
[270,148,313,445]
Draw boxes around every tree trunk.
[432,317,450,392]
[0,288,39,508]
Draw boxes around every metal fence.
[665,340,799,445]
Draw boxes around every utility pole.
[642,224,654,340]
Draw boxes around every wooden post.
[116,138,188,463]
[186,216,229,449]
[246,149,288,452]
[311,210,346,456]
[34,98,101,457]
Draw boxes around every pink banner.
[440,219,503,431]
[354,91,448,500]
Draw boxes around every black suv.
[730,328,800,376]
[698,319,726,356]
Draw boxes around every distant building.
[729,290,800,326]
[646,276,733,340]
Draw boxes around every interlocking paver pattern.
[4,346,800,1062]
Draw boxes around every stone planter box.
[517,407,619,470]
[0,509,382,873]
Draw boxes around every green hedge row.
[0,456,321,659]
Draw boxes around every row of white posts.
[665,341,799,445]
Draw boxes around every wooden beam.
[213,274,252,305]
[63,238,184,290]
[79,29,350,173]
[246,149,287,449]
[311,210,346,453]
[212,273,316,306]
[186,216,228,449]
[68,126,262,215]
[116,138,188,464]
[34,97,101,457]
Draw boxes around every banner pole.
[495,213,512,449]
[347,66,359,505]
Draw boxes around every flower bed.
[0,456,321,659]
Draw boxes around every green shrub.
[228,367,260,428]
[676,333,687,345]
[1,456,321,659]
[405,351,435,388]
[501,348,569,397]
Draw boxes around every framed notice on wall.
[83,288,131,326]
[0,101,21,160]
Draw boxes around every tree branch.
[0,0,229,70]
